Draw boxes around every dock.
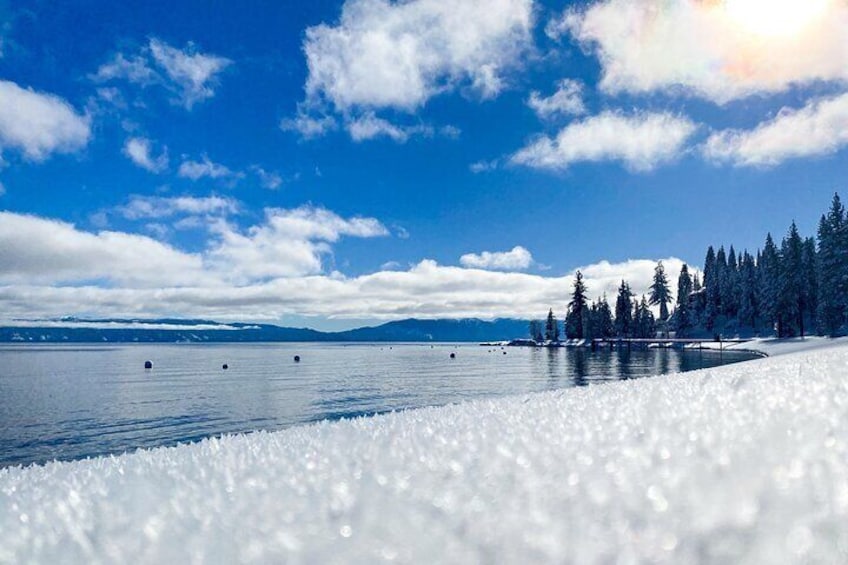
[590,337,751,353]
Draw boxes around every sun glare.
[725,0,830,37]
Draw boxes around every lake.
[0,343,758,468]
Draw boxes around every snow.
[3,343,848,563]
[690,335,848,357]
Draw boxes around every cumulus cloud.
[93,38,231,109]
[0,212,206,287]
[527,79,586,120]
[178,155,241,181]
[0,206,389,292]
[123,137,168,173]
[0,80,91,161]
[205,206,390,282]
[704,92,848,167]
[0,253,687,322]
[460,246,533,271]
[287,0,533,139]
[512,111,697,171]
[558,0,848,103]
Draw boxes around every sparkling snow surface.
[3,345,848,564]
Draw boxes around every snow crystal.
[2,343,848,563]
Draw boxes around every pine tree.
[692,272,702,292]
[528,320,543,342]
[802,236,818,331]
[598,295,615,338]
[715,246,727,317]
[565,271,589,339]
[544,309,560,342]
[779,222,804,337]
[675,264,693,337]
[722,246,739,318]
[817,193,845,336]
[649,261,672,321]
[759,233,781,336]
[703,246,718,330]
[634,295,656,338]
[614,280,634,337]
[738,251,758,328]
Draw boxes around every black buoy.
[450,352,456,359]
[222,364,228,370]
[294,355,301,362]
[144,360,153,369]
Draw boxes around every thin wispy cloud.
[178,155,241,182]
[123,137,168,173]
[527,79,586,120]
[93,38,231,110]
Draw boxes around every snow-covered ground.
[2,342,848,563]
[689,335,848,357]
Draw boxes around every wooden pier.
[590,337,751,353]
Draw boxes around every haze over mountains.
[0,318,530,343]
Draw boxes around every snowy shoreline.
[3,340,848,563]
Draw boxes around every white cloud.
[93,53,158,85]
[0,253,687,322]
[148,39,232,109]
[558,0,848,103]
[470,159,499,173]
[178,155,241,181]
[296,0,533,131]
[93,39,231,110]
[346,112,410,142]
[123,137,168,173]
[704,92,848,167]
[250,166,283,190]
[0,80,91,161]
[0,212,206,287]
[119,195,240,220]
[460,246,533,271]
[527,79,585,120]
[0,206,389,293]
[511,111,697,171]
[280,110,337,138]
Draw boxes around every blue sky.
[0,0,846,329]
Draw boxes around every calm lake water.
[0,343,757,468]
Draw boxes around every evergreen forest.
[532,193,848,341]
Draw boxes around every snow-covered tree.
[649,261,672,321]
[565,271,589,339]
[545,309,560,342]
[817,193,845,336]
[614,280,634,337]
[675,264,693,337]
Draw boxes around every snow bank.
[3,344,848,563]
[687,335,848,357]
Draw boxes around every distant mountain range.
[0,318,530,343]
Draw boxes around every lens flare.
[725,0,830,37]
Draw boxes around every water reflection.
[0,343,757,468]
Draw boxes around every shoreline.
[3,339,848,562]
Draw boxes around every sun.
[725,0,831,37]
